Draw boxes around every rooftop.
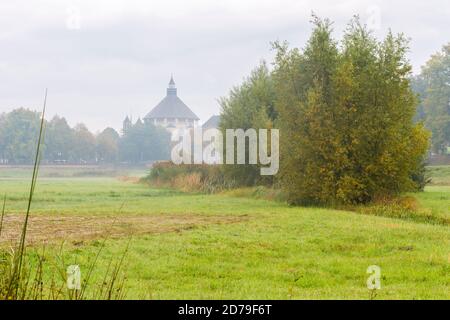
[202,115,221,129]
[144,77,199,120]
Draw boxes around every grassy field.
[0,166,448,299]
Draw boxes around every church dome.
[144,76,199,121]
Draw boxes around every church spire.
[123,115,132,134]
[167,75,177,96]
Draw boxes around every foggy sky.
[0,0,448,132]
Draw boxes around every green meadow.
[0,166,448,299]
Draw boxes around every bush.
[356,196,449,225]
[222,185,287,202]
[411,160,432,191]
[142,162,235,193]
[273,16,430,205]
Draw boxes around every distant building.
[143,76,199,133]
[202,115,222,164]
[122,116,132,134]
[202,115,220,130]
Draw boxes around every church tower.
[122,115,132,134]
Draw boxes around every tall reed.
[0,194,6,237]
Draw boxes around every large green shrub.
[273,16,430,205]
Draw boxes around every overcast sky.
[0,0,448,132]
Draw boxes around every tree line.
[412,43,450,155]
[220,16,436,205]
[0,109,170,164]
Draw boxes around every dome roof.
[144,77,199,120]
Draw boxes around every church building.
[123,77,199,134]
[142,76,199,133]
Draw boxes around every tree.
[119,121,170,163]
[0,113,6,162]
[72,123,96,163]
[0,108,42,164]
[414,44,450,154]
[96,127,119,163]
[44,115,74,162]
[0,108,175,165]
[219,62,277,185]
[273,16,429,204]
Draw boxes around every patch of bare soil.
[0,214,248,246]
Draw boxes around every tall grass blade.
[7,88,47,297]
[0,194,6,237]
[17,89,47,264]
